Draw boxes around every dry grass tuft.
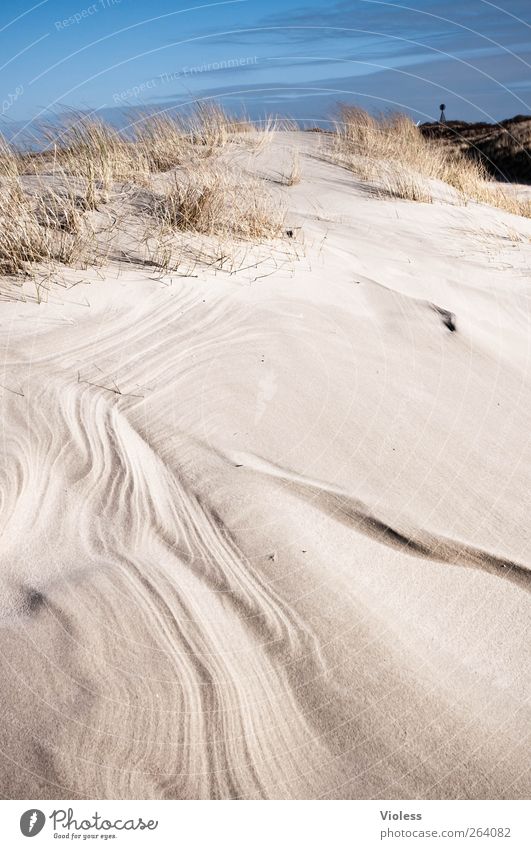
[132,107,275,171]
[133,115,193,172]
[332,106,531,217]
[379,165,432,203]
[0,104,283,281]
[0,135,20,179]
[38,115,150,202]
[151,164,284,240]
[36,188,86,234]
[187,103,252,147]
[282,150,301,186]
[31,105,276,185]
[0,182,92,276]
[0,132,98,276]
[479,186,531,218]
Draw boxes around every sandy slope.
[0,133,530,799]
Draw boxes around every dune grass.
[151,164,284,239]
[0,191,93,277]
[24,105,277,179]
[332,106,531,217]
[0,105,282,280]
[0,140,96,277]
[282,150,302,186]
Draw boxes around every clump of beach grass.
[282,149,301,186]
[150,163,285,240]
[0,133,97,277]
[0,104,283,281]
[332,106,531,217]
[379,164,433,203]
[0,181,93,276]
[38,115,151,204]
[26,105,276,187]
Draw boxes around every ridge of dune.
[0,132,530,800]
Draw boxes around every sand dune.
[0,133,530,799]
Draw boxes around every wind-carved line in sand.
[227,452,531,592]
[1,380,331,799]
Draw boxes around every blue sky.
[1,0,530,139]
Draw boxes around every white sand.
[0,133,530,799]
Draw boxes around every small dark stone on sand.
[432,304,456,332]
